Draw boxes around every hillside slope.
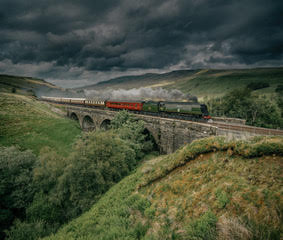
[45,136,282,240]
[79,67,283,99]
[0,93,81,155]
[0,74,81,97]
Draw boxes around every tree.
[0,147,36,239]
[56,131,136,217]
[222,88,252,119]
[205,88,282,129]
[111,110,154,158]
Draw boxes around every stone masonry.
[66,106,217,154]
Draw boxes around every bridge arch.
[70,112,79,122]
[100,119,111,130]
[82,115,96,131]
[143,127,159,152]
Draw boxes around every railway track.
[42,100,283,136]
[210,122,283,136]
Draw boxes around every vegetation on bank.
[1,111,156,240]
[41,136,282,240]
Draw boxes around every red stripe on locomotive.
[106,101,143,111]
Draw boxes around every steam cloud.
[84,87,197,102]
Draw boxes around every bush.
[185,211,218,240]
[33,147,66,194]
[275,84,283,93]
[26,192,64,225]
[0,146,36,239]
[247,82,270,90]
[215,189,230,209]
[111,110,155,158]
[56,130,137,217]
[5,219,52,240]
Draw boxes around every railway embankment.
[212,122,283,141]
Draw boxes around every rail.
[210,122,283,136]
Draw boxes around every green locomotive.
[142,101,211,119]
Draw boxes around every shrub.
[244,218,280,240]
[215,189,230,209]
[131,222,149,240]
[185,211,218,240]
[111,110,155,158]
[33,147,66,193]
[5,219,51,240]
[127,194,151,214]
[56,130,137,217]
[275,84,283,93]
[26,192,64,225]
[247,82,270,90]
[0,146,36,239]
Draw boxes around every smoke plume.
[84,87,197,102]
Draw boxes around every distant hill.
[0,74,82,97]
[77,67,283,99]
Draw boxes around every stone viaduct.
[66,106,218,154]
[66,106,282,154]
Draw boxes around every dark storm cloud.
[0,0,282,87]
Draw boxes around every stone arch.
[82,115,95,131]
[143,127,159,152]
[100,119,111,130]
[70,112,79,122]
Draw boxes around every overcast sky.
[0,0,282,88]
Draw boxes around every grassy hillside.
[78,70,198,91]
[45,136,282,240]
[170,68,283,99]
[79,67,283,99]
[0,74,81,97]
[0,93,81,156]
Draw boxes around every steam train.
[40,96,211,121]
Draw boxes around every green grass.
[44,136,283,240]
[0,93,81,156]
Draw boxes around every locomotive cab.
[200,104,211,119]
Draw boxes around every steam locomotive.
[41,96,211,121]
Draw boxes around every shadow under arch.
[143,128,159,152]
[70,112,79,122]
[100,119,111,130]
[82,115,95,131]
